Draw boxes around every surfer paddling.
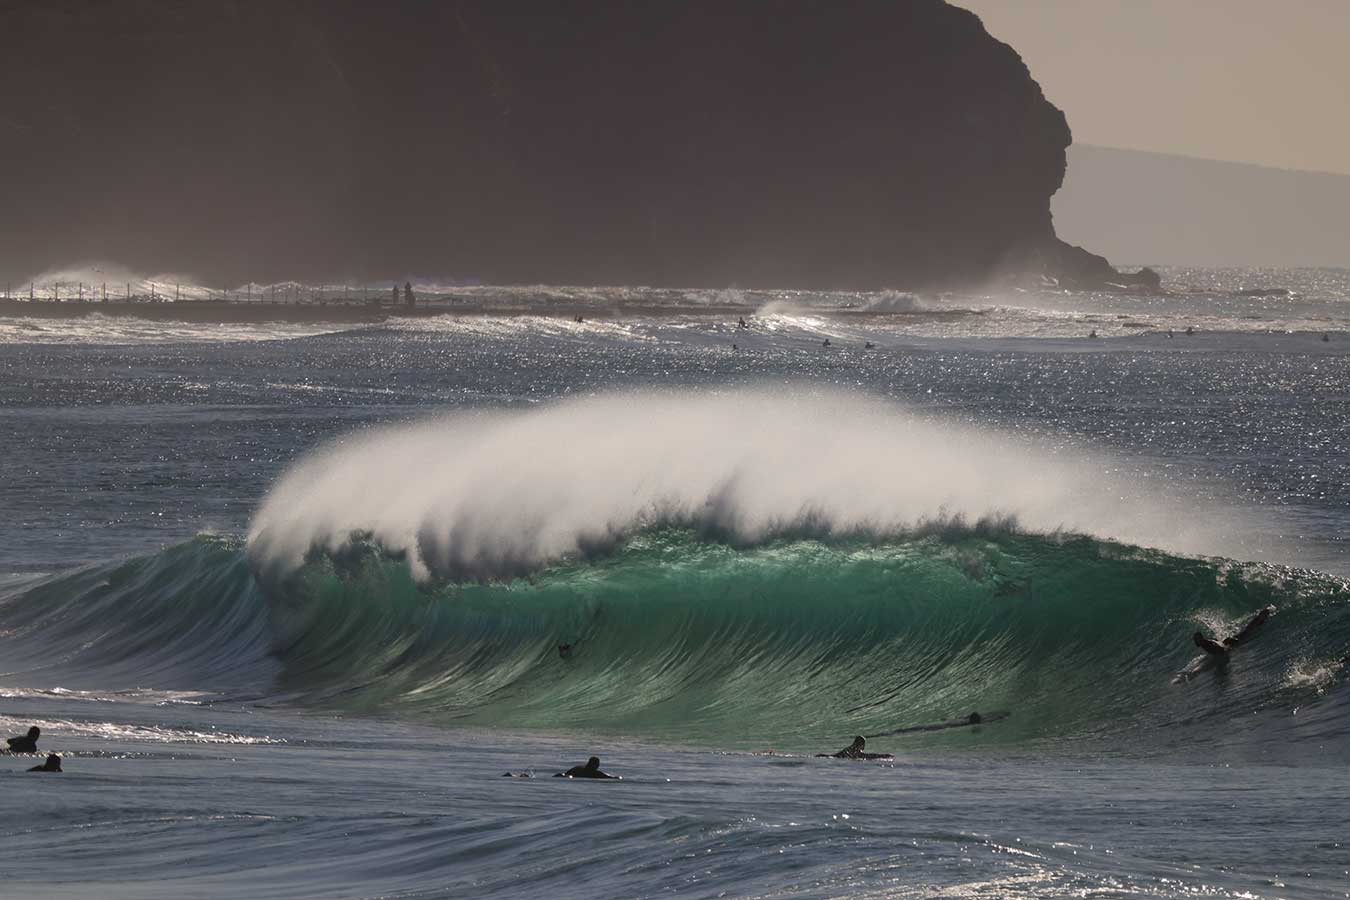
[816,736,892,760]
[28,753,62,773]
[1192,605,1276,657]
[4,725,40,754]
[555,756,620,779]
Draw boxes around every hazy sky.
[961,0,1350,175]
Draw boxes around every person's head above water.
[585,756,601,771]
[28,753,60,772]
[6,725,40,752]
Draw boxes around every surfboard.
[1172,654,1224,684]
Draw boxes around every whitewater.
[2,270,1348,898]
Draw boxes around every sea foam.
[248,387,1266,581]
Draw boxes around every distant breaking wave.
[0,314,351,345]
[8,264,1350,341]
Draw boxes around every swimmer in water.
[816,736,892,760]
[558,643,573,660]
[823,338,831,347]
[1193,606,1276,656]
[5,726,39,754]
[28,754,61,773]
[555,756,619,779]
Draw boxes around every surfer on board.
[555,756,620,779]
[1192,605,1275,657]
[4,725,40,753]
[816,736,892,760]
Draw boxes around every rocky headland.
[4,1,1145,292]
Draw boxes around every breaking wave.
[2,389,1346,751]
[1,530,1346,751]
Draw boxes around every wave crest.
[248,388,1264,582]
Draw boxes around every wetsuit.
[28,754,61,772]
[816,738,892,760]
[6,729,39,753]
[1227,606,1274,646]
[555,757,618,779]
[1194,634,1230,657]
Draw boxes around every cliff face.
[1,0,1128,290]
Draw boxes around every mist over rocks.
[3,0,1132,291]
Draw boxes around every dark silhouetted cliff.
[0,0,1132,290]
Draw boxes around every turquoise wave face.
[4,531,1347,752]
[261,528,1350,749]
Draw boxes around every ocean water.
[2,269,1348,898]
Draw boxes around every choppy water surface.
[1,272,1348,898]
